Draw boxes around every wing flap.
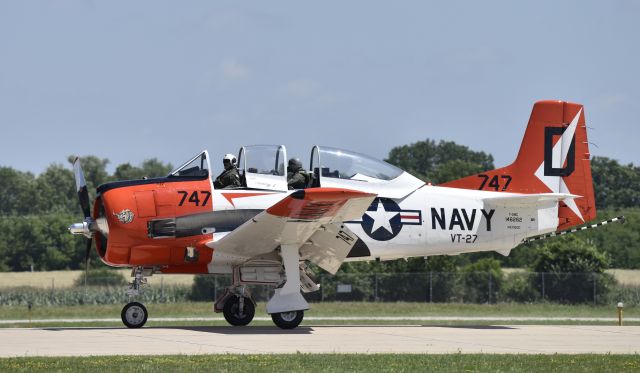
[300,223,359,274]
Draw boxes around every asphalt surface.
[2,316,640,324]
[0,325,639,356]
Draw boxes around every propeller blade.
[73,157,91,219]
[84,238,92,287]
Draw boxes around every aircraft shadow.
[41,326,314,335]
[41,325,514,333]
[174,326,314,335]
[305,324,516,330]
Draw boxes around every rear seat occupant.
[287,158,307,189]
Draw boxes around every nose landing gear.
[121,266,150,328]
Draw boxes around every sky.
[0,1,638,177]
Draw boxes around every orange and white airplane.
[70,100,599,329]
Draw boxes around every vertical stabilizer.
[441,100,596,230]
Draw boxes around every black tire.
[271,310,304,329]
[223,295,255,326]
[121,302,148,328]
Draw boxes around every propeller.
[73,157,91,220]
[69,157,110,286]
[71,157,93,286]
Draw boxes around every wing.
[208,188,376,267]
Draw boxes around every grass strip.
[0,354,639,372]
[1,302,637,320]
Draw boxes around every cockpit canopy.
[310,146,403,182]
[172,145,424,198]
[169,151,210,179]
[238,145,288,191]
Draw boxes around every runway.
[2,316,640,324]
[1,325,639,356]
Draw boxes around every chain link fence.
[1,272,639,306]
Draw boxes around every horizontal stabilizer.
[483,193,581,207]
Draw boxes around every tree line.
[0,157,173,271]
[0,142,638,272]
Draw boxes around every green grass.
[1,301,636,319]
[0,302,637,328]
[0,354,639,372]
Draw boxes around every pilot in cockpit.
[287,158,308,189]
[214,154,242,189]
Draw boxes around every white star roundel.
[360,198,421,241]
[365,200,399,235]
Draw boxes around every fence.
[1,272,638,306]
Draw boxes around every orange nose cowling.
[96,178,214,271]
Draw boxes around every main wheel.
[223,295,255,326]
[121,302,148,328]
[271,310,304,329]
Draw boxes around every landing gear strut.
[266,245,309,329]
[121,266,150,328]
[214,247,317,329]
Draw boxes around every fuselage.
[79,101,599,277]
[95,162,557,274]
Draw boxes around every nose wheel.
[271,310,304,329]
[121,302,148,328]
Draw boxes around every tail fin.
[441,100,596,230]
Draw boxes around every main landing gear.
[215,244,312,330]
[271,310,304,329]
[121,267,150,329]
[222,293,255,326]
[216,287,305,329]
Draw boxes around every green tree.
[461,258,503,303]
[190,275,230,301]
[385,139,494,183]
[591,156,640,209]
[34,164,77,214]
[531,235,613,304]
[583,208,640,268]
[0,215,85,271]
[425,256,459,302]
[0,239,9,271]
[0,167,36,215]
[114,158,173,181]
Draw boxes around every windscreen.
[170,152,209,178]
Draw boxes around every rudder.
[441,100,596,230]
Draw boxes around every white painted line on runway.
[1,316,638,324]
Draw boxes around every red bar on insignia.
[400,212,420,222]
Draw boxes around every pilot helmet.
[288,158,302,171]
[223,154,237,170]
